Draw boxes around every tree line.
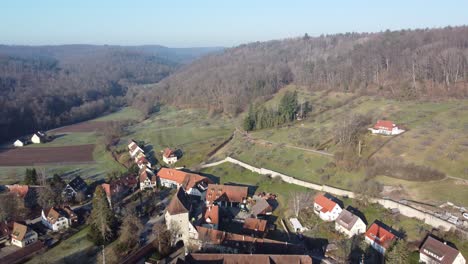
[0,46,178,143]
[146,26,468,116]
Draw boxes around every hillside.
[0,45,222,143]
[146,26,468,115]
[208,85,468,206]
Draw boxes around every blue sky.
[1,0,467,47]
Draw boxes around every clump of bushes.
[366,157,445,181]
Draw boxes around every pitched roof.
[314,194,339,213]
[11,222,28,241]
[157,168,211,191]
[139,169,156,183]
[195,226,303,254]
[251,197,273,216]
[43,207,64,224]
[163,148,176,158]
[365,222,397,249]
[202,205,219,225]
[167,188,192,215]
[374,120,396,131]
[68,176,87,191]
[7,185,29,198]
[243,218,267,232]
[419,236,462,264]
[206,184,248,204]
[185,253,313,264]
[336,209,360,230]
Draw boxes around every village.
[0,118,466,264]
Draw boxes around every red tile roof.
[365,222,397,249]
[11,222,28,241]
[7,185,29,198]
[157,168,211,191]
[202,205,219,225]
[139,169,156,183]
[186,253,313,264]
[243,218,267,232]
[163,148,176,158]
[43,207,63,224]
[206,184,248,204]
[314,194,338,213]
[373,120,395,131]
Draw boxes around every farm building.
[368,120,404,136]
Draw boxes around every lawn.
[27,226,98,264]
[26,133,97,148]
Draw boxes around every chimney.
[444,242,447,245]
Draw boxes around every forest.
[0,45,221,143]
[145,26,468,115]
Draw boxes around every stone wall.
[201,157,467,237]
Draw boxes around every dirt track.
[0,144,95,166]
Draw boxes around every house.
[335,209,366,237]
[139,168,157,190]
[7,184,37,208]
[62,176,88,200]
[31,131,47,144]
[249,194,276,217]
[10,222,38,248]
[201,205,219,230]
[128,140,144,158]
[101,175,136,208]
[41,207,74,231]
[163,148,178,165]
[165,187,198,246]
[243,218,268,238]
[419,235,466,264]
[205,184,248,208]
[13,138,29,147]
[365,221,398,254]
[157,168,212,196]
[368,120,405,136]
[135,152,151,170]
[184,253,313,264]
[313,193,343,221]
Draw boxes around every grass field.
[238,85,468,207]
[93,107,143,121]
[26,226,98,264]
[120,107,234,168]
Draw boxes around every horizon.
[2,0,468,47]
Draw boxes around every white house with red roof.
[368,120,404,136]
[365,221,398,254]
[313,194,343,221]
[11,222,38,248]
[139,168,157,190]
[162,148,178,165]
